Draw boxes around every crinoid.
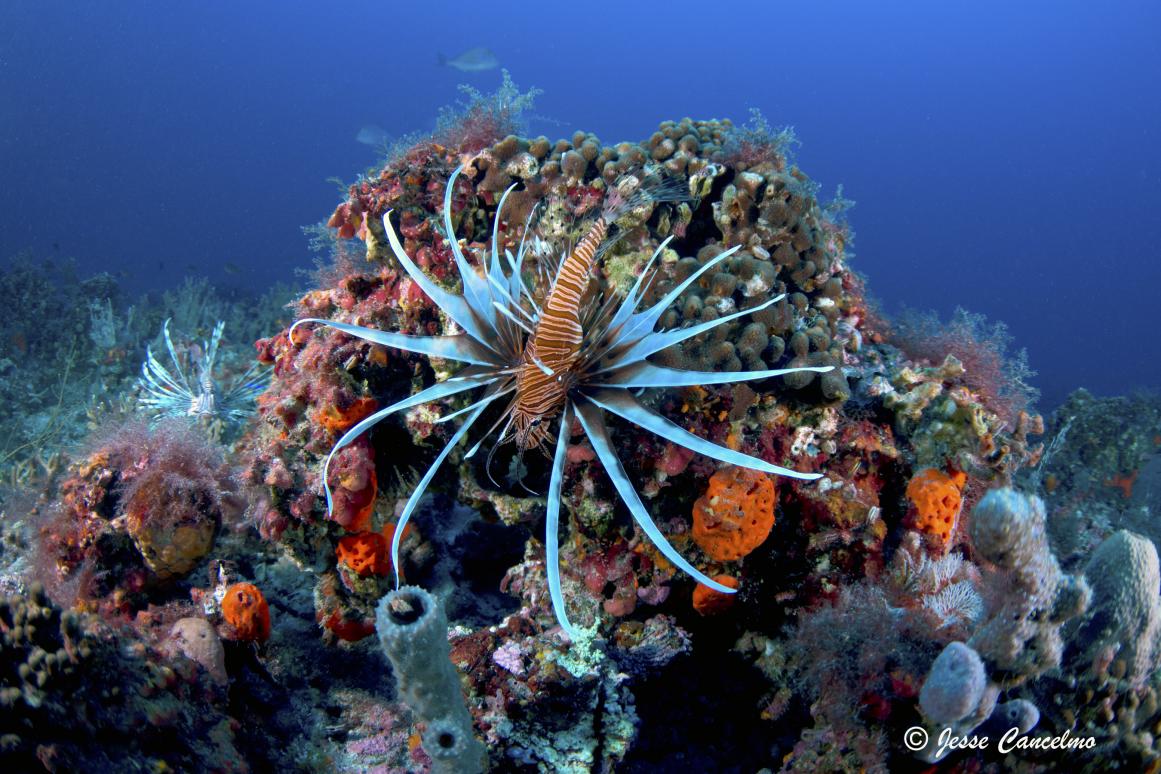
[293,167,833,636]
[138,319,271,427]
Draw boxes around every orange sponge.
[221,582,271,643]
[692,467,776,561]
[336,532,389,577]
[906,468,967,544]
[693,574,740,615]
[316,397,379,436]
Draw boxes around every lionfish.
[293,167,832,636]
[138,319,271,426]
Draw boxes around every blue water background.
[2,0,1158,411]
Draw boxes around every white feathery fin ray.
[289,318,500,366]
[144,345,187,396]
[510,200,541,300]
[586,389,824,480]
[574,399,737,594]
[491,181,519,281]
[442,166,496,329]
[607,245,742,352]
[319,373,497,515]
[383,210,499,351]
[204,321,225,379]
[604,236,672,337]
[162,319,196,395]
[390,393,503,589]
[545,402,576,638]
[593,360,834,389]
[600,293,788,372]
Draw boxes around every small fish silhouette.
[437,47,499,73]
[356,125,390,147]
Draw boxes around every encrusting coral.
[18,101,1143,770]
[35,420,232,615]
[0,583,243,771]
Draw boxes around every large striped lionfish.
[138,319,271,427]
[294,167,832,636]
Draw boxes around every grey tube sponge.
[967,488,1090,681]
[1071,530,1161,685]
[376,586,485,774]
[919,641,987,725]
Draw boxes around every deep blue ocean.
[2,0,1158,412]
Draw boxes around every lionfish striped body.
[293,166,833,637]
[512,187,648,450]
[509,218,603,449]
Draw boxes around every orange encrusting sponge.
[693,574,740,615]
[316,397,379,437]
[336,532,390,577]
[905,468,967,544]
[221,582,271,643]
[692,467,776,561]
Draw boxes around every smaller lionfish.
[138,319,270,426]
[294,167,834,637]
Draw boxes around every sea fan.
[293,167,833,636]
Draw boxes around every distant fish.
[437,47,499,73]
[356,124,390,147]
[223,261,241,275]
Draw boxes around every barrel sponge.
[919,641,987,725]
[376,586,485,774]
[1073,530,1161,685]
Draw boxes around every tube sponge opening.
[376,586,485,774]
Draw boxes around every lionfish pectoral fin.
[204,321,225,376]
[142,344,186,396]
[383,210,500,351]
[490,181,519,281]
[545,402,577,638]
[603,237,672,336]
[593,361,834,389]
[607,246,743,353]
[289,318,499,366]
[162,318,196,395]
[573,399,737,595]
[390,398,492,589]
[492,301,535,335]
[442,166,497,329]
[319,374,497,522]
[586,388,823,481]
[602,293,788,370]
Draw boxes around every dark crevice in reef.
[622,647,772,772]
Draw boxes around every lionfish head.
[511,411,554,454]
